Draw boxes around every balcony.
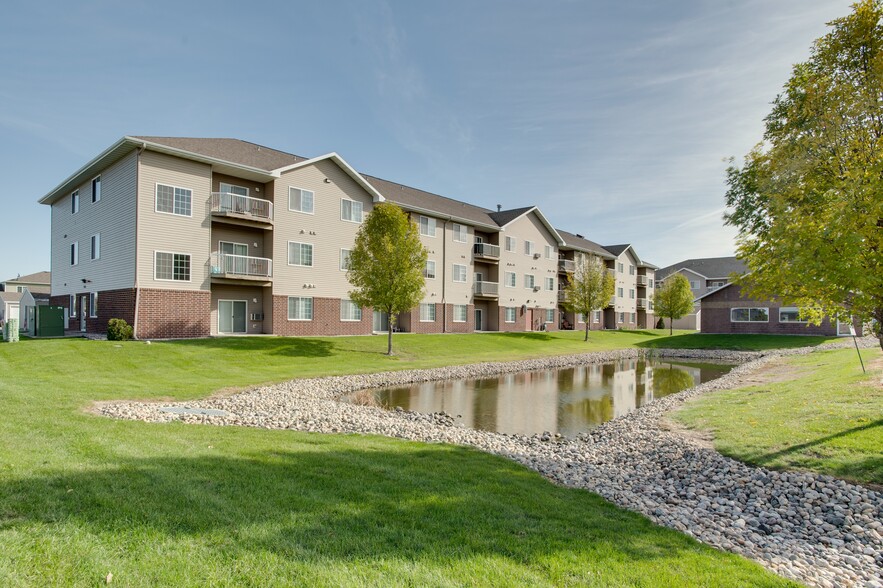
[607,268,616,277]
[637,275,649,287]
[608,295,616,307]
[557,290,566,302]
[473,281,499,298]
[473,242,500,262]
[558,259,575,273]
[211,192,274,228]
[637,298,647,309]
[210,253,273,284]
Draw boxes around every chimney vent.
[496,204,502,212]
[576,233,584,239]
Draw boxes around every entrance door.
[80,295,87,332]
[474,309,483,331]
[373,311,389,332]
[218,300,247,334]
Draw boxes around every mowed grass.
[0,331,821,587]
[673,347,883,486]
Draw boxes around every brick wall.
[408,303,444,334]
[136,288,211,339]
[444,304,475,333]
[498,305,526,332]
[272,296,372,336]
[95,288,136,333]
[700,285,840,336]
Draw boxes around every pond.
[360,359,734,437]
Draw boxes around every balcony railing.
[637,298,647,309]
[558,259,575,273]
[210,253,273,279]
[637,275,648,287]
[607,268,616,276]
[473,243,500,260]
[211,192,273,221]
[608,295,616,307]
[473,281,499,297]
[557,290,566,302]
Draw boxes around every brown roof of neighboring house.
[656,256,747,281]
[4,271,50,285]
[0,291,23,303]
[132,137,307,171]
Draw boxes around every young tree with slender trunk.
[562,255,615,341]
[347,202,428,355]
[725,0,883,350]
[654,274,694,335]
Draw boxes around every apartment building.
[656,256,747,330]
[41,136,591,338]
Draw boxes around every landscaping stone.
[98,337,882,587]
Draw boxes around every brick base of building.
[136,288,211,339]
[272,296,373,336]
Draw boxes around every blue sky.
[0,0,853,282]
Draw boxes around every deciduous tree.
[654,274,694,335]
[348,203,428,355]
[562,255,615,341]
[724,0,883,349]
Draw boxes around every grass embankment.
[0,331,824,586]
[674,347,883,486]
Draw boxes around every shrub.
[655,317,665,329]
[107,318,134,341]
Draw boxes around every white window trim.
[545,309,555,323]
[730,307,770,323]
[593,311,601,323]
[524,274,535,289]
[340,249,351,272]
[618,312,624,323]
[778,307,809,323]
[153,250,192,282]
[71,190,79,214]
[154,182,193,218]
[424,260,436,279]
[287,296,314,321]
[504,272,516,288]
[69,294,76,318]
[505,236,516,252]
[91,234,100,261]
[452,223,468,243]
[340,300,363,322]
[504,308,516,323]
[453,264,467,283]
[89,292,98,318]
[287,241,314,267]
[419,303,436,322]
[524,240,535,255]
[92,175,101,203]
[287,186,315,214]
[453,304,467,322]
[70,241,79,266]
[545,277,554,291]
[220,182,249,197]
[631,312,636,323]
[418,215,437,237]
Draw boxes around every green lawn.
[0,331,822,587]
[673,347,883,486]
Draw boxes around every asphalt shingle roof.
[3,271,50,284]
[656,256,747,281]
[133,137,306,171]
[557,229,613,258]
[487,206,535,227]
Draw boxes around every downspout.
[132,143,146,339]
[441,218,448,332]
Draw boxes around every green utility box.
[36,306,65,337]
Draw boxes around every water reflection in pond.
[365,359,733,437]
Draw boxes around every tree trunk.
[387,326,393,355]
[584,319,589,342]
[875,307,883,352]
[669,317,673,336]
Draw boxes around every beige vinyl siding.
[137,151,212,290]
[497,213,558,312]
[443,220,473,306]
[415,212,444,303]
[613,249,639,317]
[272,159,375,298]
[50,151,137,296]
[211,225,266,259]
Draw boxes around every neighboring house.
[0,289,39,334]
[2,271,51,295]
[655,257,747,330]
[39,136,652,339]
[697,282,863,336]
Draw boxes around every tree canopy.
[654,274,694,335]
[347,202,428,355]
[562,255,615,341]
[724,0,883,348]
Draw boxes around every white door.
[218,300,247,334]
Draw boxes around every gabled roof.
[363,175,500,230]
[275,153,386,204]
[604,244,631,257]
[132,137,306,171]
[556,229,614,259]
[0,291,23,303]
[488,206,565,245]
[4,271,50,284]
[694,281,737,302]
[656,256,747,281]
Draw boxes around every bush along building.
[39,136,656,338]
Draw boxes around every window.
[629,288,635,299]
[649,278,654,288]
[289,187,314,213]
[453,264,467,282]
[220,182,248,197]
[617,287,623,297]
[628,264,635,275]
[15,286,23,292]
[618,312,625,323]
[419,303,436,322]
[71,190,79,214]
[578,313,586,323]
[339,249,351,271]
[155,252,191,281]
[418,215,436,237]
[453,304,467,322]
[91,176,101,203]
[288,296,313,321]
[593,310,601,323]
[156,184,192,216]
[524,274,535,289]
[545,277,554,291]
[524,240,535,255]
[779,307,808,323]
[89,292,98,318]
[618,262,623,273]
[505,236,516,252]
[341,198,363,222]
[90,234,100,260]
[730,307,769,322]
[546,309,555,323]
[341,299,362,321]
[504,307,516,323]
[690,280,699,289]
[710,280,725,289]
[504,272,516,287]
[288,242,313,267]
[70,242,78,266]
[631,312,636,323]
[453,223,467,243]
[545,245,554,260]
[69,295,76,318]
[424,260,436,279]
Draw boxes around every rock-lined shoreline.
[97,341,882,587]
